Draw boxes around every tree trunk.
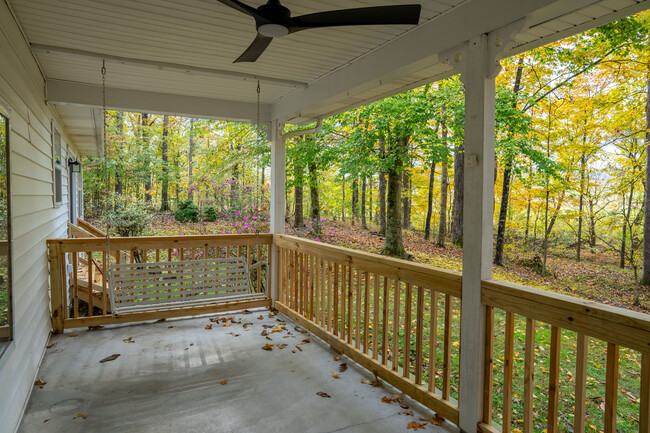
[361,176,367,229]
[160,115,170,211]
[402,169,411,229]
[641,72,650,282]
[309,162,321,236]
[382,136,407,258]
[588,197,597,248]
[368,178,373,224]
[452,140,464,246]
[188,118,195,202]
[294,163,304,228]
[577,150,586,261]
[142,113,152,203]
[114,112,124,209]
[379,138,387,236]
[437,120,448,248]
[341,178,345,222]
[424,159,436,241]
[352,177,359,225]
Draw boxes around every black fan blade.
[215,0,257,17]
[234,34,273,63]
[289,4,421,32]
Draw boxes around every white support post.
[457,35,498,432]
[269,119,284,304]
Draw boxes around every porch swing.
[98,61,269,317]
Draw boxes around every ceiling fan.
[217,0,422,63]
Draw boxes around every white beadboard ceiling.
[6,0,650,155]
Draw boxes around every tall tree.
[160,115,170,211]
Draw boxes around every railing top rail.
[275,234,462,296]
[483,278,650,352]
[47,233,274,252]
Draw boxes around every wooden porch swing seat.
[107,256,268,316]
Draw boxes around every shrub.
[203,206,218,222]
[175,199,199,223]
[103,201,150,237]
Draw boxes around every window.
[53,128,62,206]
[0,108,12,356]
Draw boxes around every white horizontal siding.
[0,2,82,432]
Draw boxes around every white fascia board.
[47,79,271,124]
[270,0,603,122]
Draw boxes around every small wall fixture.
[68,158,81,173]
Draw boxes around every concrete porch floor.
[18,310,459,433]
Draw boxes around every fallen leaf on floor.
[339,363,347,373]
[316,391,331,398]
[261,330,268,336]
[46,343,56,349]
[300,338,311,344]
[185,348,188,351]
[266,336,272,341]
[271,325,284,333]
[399,402,409,409]
[430,414,445,426]
[258,315,264,320]
[68,333,79,337]
[34,379,47,388]
[73,413,87,420]
[269,310,277,317]
[224,320,232,327]
[371,381,381,387]
[331,372,340,379]
[333,356,341,361]
[190,343,194,346]
[43,419,50,423]
[241,309,252,314]
[221,379,228,385]
[88,325,104,331]
[122,337,135,343]
[291,369,296,372]
[360,378,370,384]
[156,318,166,322]
[381,396,393,404]
[168,326,174,329]
[295,345,303,352]
[404,411,413,416]
[292,350,296,353]
[294,326,308,334]
[99,354,120,363]
[391,395,401,402]
[407,421,426,430]
[231,333,240,337]
[262,343,274,351]
[205,324,213,330]
[209,317,219,322]
[278,343,287,349]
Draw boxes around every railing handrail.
[47,233,274,253]
[275,234,462,297]
[482,278,650,352]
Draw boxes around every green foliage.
[103,201,151,237]
[203,206,218,222]
[175,199,200,223]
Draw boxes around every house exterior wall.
[0,3,81,432]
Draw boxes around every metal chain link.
[101,59,111,260]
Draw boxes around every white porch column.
[457,35,498,432]
[269,119,284,304]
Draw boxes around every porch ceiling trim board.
[46,79,272,124]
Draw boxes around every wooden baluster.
[102,251,108,315]
[641,353,650,433]
[293,250,299,311]
[547,326,561,433]
[87,251,93,317]
[382,276,389,365]
[372,273,380,361]
[392,279,400,372]
[167,248,172,261]
[300,252,305,315]
[523,318,536,433]
[428,290,438,393]
[237,245,242,257]
[72,251,79,318]
[333,263,339,335]
[355,269,362,350]
[328,261,334,332]
[415,286,424,385]
[604,343,619,433]
[48,243,64,333]
[403,283,412,379]
[442,294,452,400]
[340,265,347,342]
[319,258,325,328]
[574,333,588,433]
[363,271,370,354]
[502,311,515,432]
[310,255,316,320]
[347,266,353,345]
[257,245,262,293]
[483,305,494,423]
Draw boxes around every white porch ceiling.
[6,0,650,156]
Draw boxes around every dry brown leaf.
[300,338,311,344]
[241,309,252,314]
[34,379,47,388]
[73,413,87,420]
[407,421,426,430]
[399,402,409,409]
[333,356,341,361]
[88,325,104,331]
[292,350,296,353]
[224,320,232,327]
[430,414,445,426]
[316,391,331,398]
[370,381,381,387]
[295,345,303,352]
[221,379,228,385]
[257,315,264,320]
[99,354,120,363]
[190,343,194,346]
[278,343,288,349]
[261,330,268,336]
[262,343,274,351]
[331,372,340,379]
[45,343,56,349]
[404,410,413,416]
[43,419,50,423]
[271,325,284,333]
[360,378,370,384]
[168,326,174,328]
[205,323,212,330]
[266,336,272,340]
[339,363,348,373]
[381,396,393,404]
[68,333,79,337]
[122,337,135,343]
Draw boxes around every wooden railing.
[274,234,462,424]
[47,234,273,332]
[480,279,650,433]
